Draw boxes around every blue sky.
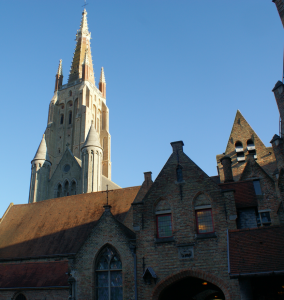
[0,1,282,216]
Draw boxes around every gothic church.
[29,9,119,204]
[1,4,284,300]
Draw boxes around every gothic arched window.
[64,181,69,196]
[71,180,76,195]
[69,90,72,96]
[15,294,27,300]
[60,114,64,125]
[69,111,72,125]
[57,184,62,198]
[96,246,123,300]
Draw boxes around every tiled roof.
[0,186,140,260]
[0,261,68,288]
[229,226,284,275]
[219,180,258,208]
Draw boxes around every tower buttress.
[99,67,106,98]
[29,135,51,203]
[54,59,63,91]
[81,121,103,193]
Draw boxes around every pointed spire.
[33,134,50,162]
[68,9,95,84]
[57,59,63,76]
[99,67,106,98]
[100,67,106,83]
[82,121,102,149]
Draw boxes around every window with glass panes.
[196,209,214,234]
[156,213,172,238]
[96,247,122,300]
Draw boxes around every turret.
[29,135,51,203]
[272,81,284,137]
[54,59,63,91]
[99,67,106,98]
[81,121,103,193]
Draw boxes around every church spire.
[54,59,63,91]
[99,67,106,98]
[68,9,95,84]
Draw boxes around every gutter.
[230,270,284,278]
[0,286,69,291]
[227,229,230,274]
[0,253,76,262]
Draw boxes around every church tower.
[29,9,118,202]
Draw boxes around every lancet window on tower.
[247,139,257,159]
[60,114,64,125]
[235,141,245,162]
[69,111,72,125]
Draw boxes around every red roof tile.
[229,226,284,275]
[0,261,68,288]
[0,186,140,260]
[219,180,258,208]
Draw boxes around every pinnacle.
[100,67,106,83]
[57,59,63,76]
[33,134,50,162]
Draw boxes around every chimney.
[220,156,234,183]
[144,172,152,188]
[270,134,284,170]
[170,141,184,153]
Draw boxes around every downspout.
[130,244,138,300]
[227,229,230,274]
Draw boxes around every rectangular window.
[253,180,262,195]
[156,214,172,238]
[257,211,271,226]
[196,209,214,234]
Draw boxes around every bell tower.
[44,9,112,179]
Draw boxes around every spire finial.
[57,59,63,76]
[100,67,106,83]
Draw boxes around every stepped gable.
[0,186,140,260]
[219,180,257,208]
[0,261,68,288]
[229,226,284,275]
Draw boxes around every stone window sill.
[196,232,217,240]
[155,237,175,244]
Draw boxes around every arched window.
[235,141,245,162]
[69,111,72,125]
[74,98,79,115]
[69,90,72,96]
[15,294,27,300]
[247,139,257,159]
[96,246,123,300]
[71,180,77,195]
[155,200,172,238]
[64,181,69,196]
[60,114,64,125]
[57,184,62,198]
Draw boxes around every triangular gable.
[225,110,266,154]
[50,147,81,182]
[141,147,220,205]
[239,158,274,182]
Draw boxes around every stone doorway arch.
[151,269,232,300]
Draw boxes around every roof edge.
[0,202,13,225]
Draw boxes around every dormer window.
[257,210,271,226]
[247,139,257,159]
[235,141,245,162]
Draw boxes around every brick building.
[1,3,284,300]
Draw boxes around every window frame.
[195,208,214,234]
[156,213,173,238]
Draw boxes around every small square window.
[257,211,271,226]
[156,214,172,238]
[196,209,214,234]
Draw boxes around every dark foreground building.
[1,2,284,300]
